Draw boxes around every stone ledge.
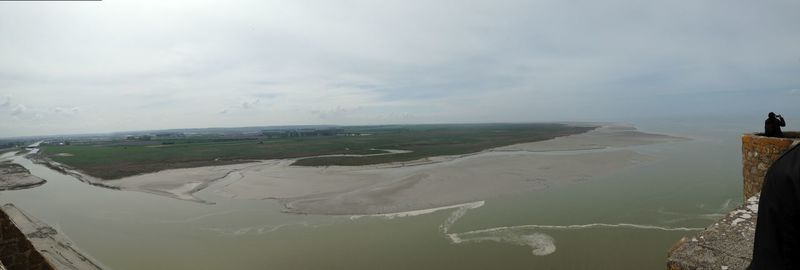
[1,204,105,270]
[667,195,759,270]
[742,133,800,199]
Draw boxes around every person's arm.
[779,116,786,127]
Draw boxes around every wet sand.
[66,123,685,215]
[0,160,46,190]
[107,162,258,203]
[277,149,655,214]
[494,123,688,152]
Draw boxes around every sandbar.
[70,123,685,215]
[0,160,47,190]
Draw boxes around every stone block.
[741,133,800,199]
[667,196,759,270]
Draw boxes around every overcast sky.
[1,0,799,137]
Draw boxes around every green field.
[41,123,594,180]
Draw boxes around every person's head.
[769,112,776,119]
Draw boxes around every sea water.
[0,118,749,269]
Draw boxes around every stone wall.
[667,195,759,270]
[0,207,53,270]
[741,132,800,199]
[0,205,104,270]
[667,132,800,269]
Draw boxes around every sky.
[1,0,799,137]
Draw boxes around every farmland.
[40,123,594,180]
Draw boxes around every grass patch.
[41,123,594,180]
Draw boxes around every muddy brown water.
[0,119,745,269]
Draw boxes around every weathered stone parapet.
[0,204,104,270]
[741,132,800,199]
[667,195,759,270]
[0,204,53,270]
[667,131,800,269]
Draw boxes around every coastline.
[19,123,687,215]
[27,154,120,190]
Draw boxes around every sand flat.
[495,124,686,152]
[106,162,259,203]
[278,149,655,214]
[0,161,47,190]
[92,123,685,214]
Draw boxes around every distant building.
[125,135,152,141]
[260,128,346,138]
[154,132,185,138]
[261,131,288,139]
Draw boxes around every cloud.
[217,98,262,115]
[310,106,363,120]
[10,104,27,116]
[1,0,799,136]
[241,98,260,109]
[788,89,800,96]
[51,106,80,115]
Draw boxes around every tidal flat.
[0,121,733,270]
[37,124,684,215]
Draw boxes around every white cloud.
[1,0,799,136]
[10,104,27,116]
[241,98,260,109]
[51,106,81,115]
[310,106,363,120]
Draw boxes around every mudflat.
[41,123,592,179]
[0,161,46,190]
[84,124,684,215]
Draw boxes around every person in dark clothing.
[765,112,786,137]
[749,143,800,269]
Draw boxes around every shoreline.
[20,123,687,215]
[27,154,121,190]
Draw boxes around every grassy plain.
[41,123,594,180]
